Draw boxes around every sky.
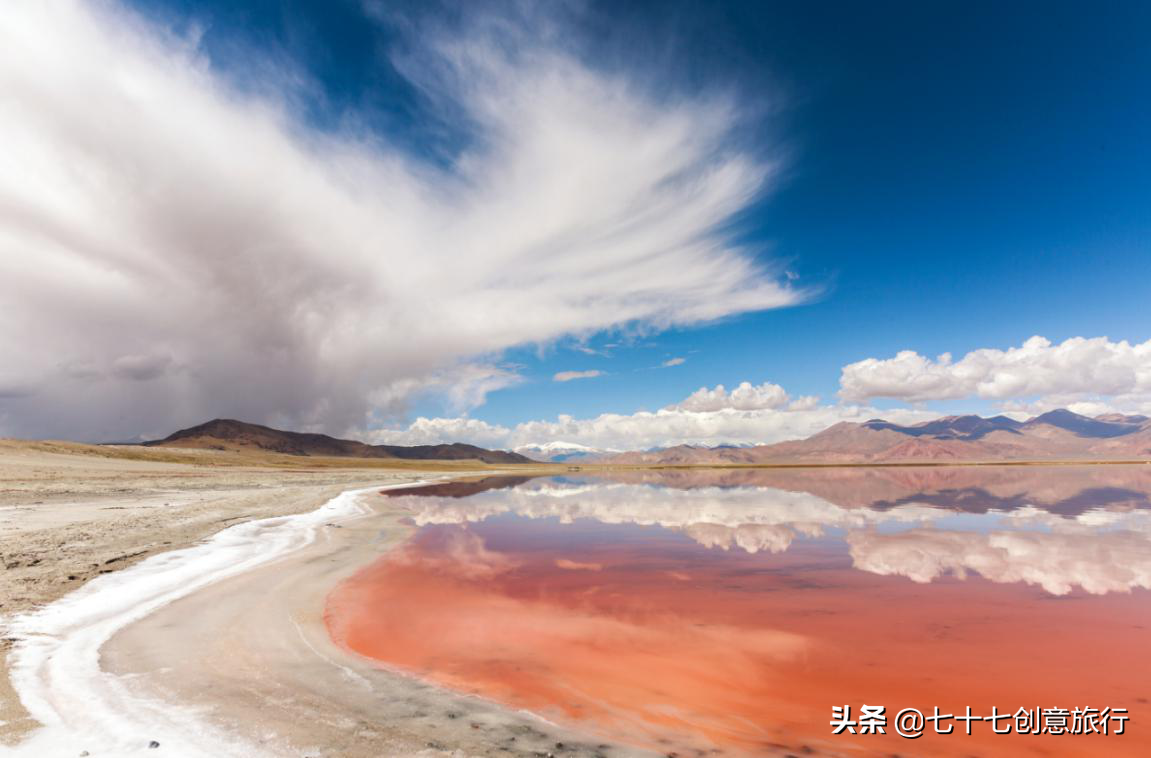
[0,0,1149,450]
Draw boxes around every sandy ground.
[101,489,655,758]
[0,442,612,755]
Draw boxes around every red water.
[325,514,1151,756]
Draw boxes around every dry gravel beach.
[0,442,411,742]
[0,441,623,757]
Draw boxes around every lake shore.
[97,484,646,757]
[5,441,1147,756]
[0,442,549,754]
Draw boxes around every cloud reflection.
[392,480,943,556]
[848,521,1151,595]
[392,478,1151,595]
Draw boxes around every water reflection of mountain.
[600,465,1151,512]
[394,466,1151,516]
[387,467,1151,596]
[382,475,535,499]
[868,485,1151,516]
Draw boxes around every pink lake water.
[326,468,1151,757]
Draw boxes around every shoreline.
[94,486,650,758]
[0,444,503,751]
[101,485,649,758]
[4,485,410,756]
[589,458,1151,470]
[4,442,1149,755]
[0,446,646,757]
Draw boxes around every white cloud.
[786,394,821,411]
[553,370,604,383]
[678,381,789,411]
[379,416,513,449]
[661,357,687,367]
[839,335,1151,407]
[997,395,1151,419]
[370,382,935,450]
[438,364,524,414]
[0,0,800,441]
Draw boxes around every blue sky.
[379,0,1149,427]
[1,1,1149,446]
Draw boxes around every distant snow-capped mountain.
[514,441,616,462]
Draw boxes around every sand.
[100,488,652,758]
[0,441,628,756]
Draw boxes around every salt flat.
[0,442,508,751]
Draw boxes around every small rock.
[148,740,160,748]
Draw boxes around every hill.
[145,419,535,464]
[600,409,1151,465]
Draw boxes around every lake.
[326,466,1151,757]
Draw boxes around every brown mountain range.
[600,409,1151,465]
[145,419,535,464]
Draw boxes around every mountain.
[513,441,615,462]
[860,414,1022,440]
[600,409,1151,465]
[145,419,535,464]
[1095,413,1150,425]
[1026,408,1145,438]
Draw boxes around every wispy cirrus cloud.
[0,0,801,441]
[553,370,604,383]
[661,357,687,368]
